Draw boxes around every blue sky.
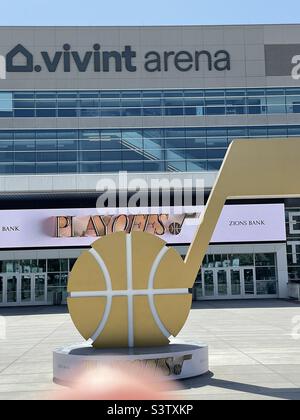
[0,0,299,26]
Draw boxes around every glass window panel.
[230,254,254,266]
[35,275,46,302]
[36,163,58,174]
[14,92,34,99]
[143,129,163,139]
[101,108,121,117]
[102,150,123,161]
[58,162,78,173]
[37,151,58,162]
[80,162,101,172]
[80,109,99,117]
[268,127,287,136]
[206,136,228,148]
[142,98,162,107]
[69,259,77,270]
[166,149,186,160]
[0,276,3,303]
[100,91,120,98]
[166,161,186,172]
[0,152,14,162]
[256,267,276,281]
[123,161,144,172]
[205,90,224,97]
[35,91,56,99]
[204,270,214,296]
[79,99,99,107]
[36,100,56,108]
[165,138,186,149]
[187,160,207,171]
[15,163,36,174]
[256,280,277,295]
[36,109,56,117]
[143,161,165,172]
[143,108,162,116]
[36,139,57,150]
[0,163,14,174]
[0,131,13,140]
[58,139,77,150]
[184,107,197,116]
[255,253,276,266]
[36,131,56,139]
[7,276,17,303]
[15,109,34,117]
[0,141,13,151]
[78,91,99,98]
[14,100,34,109]
[288,126,300,136]
[184,90,204,97]
[248,127,267,137]
[122,150,144,161]
[0,92,13,112]
[58,109,77,117]
[100,161,122,172]
[288,267,300,281]
[60,259,69,272]
[231,270,241,295]
[100,99,120,107]
[15,152,35,162]
[142,90,162,98]
[0,163,14,175]
[266,96,286,114]
[48,259,60,272]
[185,149,207,159]
[207,149,227,159]
[164,107,184,116]
[165,128,185,138]
[58,151,77,161]
[122,108,142,116]
[57,130,77,140]
[79,151,101,161]
[217,270,228,295]
[15,139,35,151]
[38,260,46,272]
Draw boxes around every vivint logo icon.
[0,55,6,79]
[292,55,300,80]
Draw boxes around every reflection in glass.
[231,270,241,295]
[204,271,214,296]
[21,275,31,302]
[217,270,227,295]
[244,269,255,295]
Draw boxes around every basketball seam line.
[126,234,134,348]
[70,289,189,298]
[148,246,173,340]
[89,248,112,343]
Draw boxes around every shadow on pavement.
[192,299,299,310]
[0,305,68,317]
[181,371,300,400]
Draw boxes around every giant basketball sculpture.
[54,139,300,382]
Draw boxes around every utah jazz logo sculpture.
[68,138,300,348]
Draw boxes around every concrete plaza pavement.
[0,300,300,400]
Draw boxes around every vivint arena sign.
[0,204,286,249]
[0,43,231,80]
[1,43,300,80]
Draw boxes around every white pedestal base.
[53,340,209,385]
